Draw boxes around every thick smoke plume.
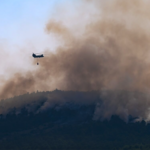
[1,0,150,121]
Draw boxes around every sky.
[0,0,97,50]
[0,0,79,75]
[0,0,63,51]
[0,0,98,75]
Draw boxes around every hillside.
[0,90,149,150]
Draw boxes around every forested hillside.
[0,90,149,150]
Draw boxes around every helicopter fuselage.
[32,53,44,58]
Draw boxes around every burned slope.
[0,91,149,150]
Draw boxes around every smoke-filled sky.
[0,0,98,84]
[0,0,81,75]
[0,0,52,75]
[2,0,150,121]
[0,0,96,76]
[1,0,150,95]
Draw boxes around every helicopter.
[32,53,44,65]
